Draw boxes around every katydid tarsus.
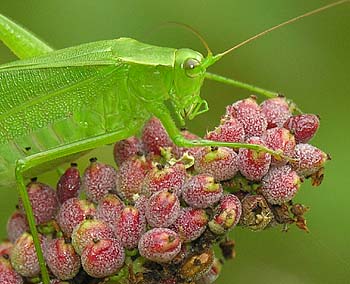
[0,1,348,283]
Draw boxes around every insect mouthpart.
[181,97,209,121]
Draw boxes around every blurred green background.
[0,1,349,283]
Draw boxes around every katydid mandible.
[0,1,348,283]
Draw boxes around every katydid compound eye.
[183,58,201,77]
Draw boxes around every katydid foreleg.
[147,103,288,160]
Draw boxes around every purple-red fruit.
[142,163,186,197]
[225,97,267,138]
[146,190,180,228]
[284,114,319,143]
[113,136,144,165]
[260,97,291,129]
[182,174,223,208]
[292,144,329,177]
[81,238,125,278]
[56,163,81,204]
[82,158,118,203]
[20,180,58,225]
[96,194,124,229]
[237,137,271,181]
[142,117,174,155]
[56,198,96,237]
[72,219,116,255]
[44,238,80,280]
[115,206,146,249]
[138,228,181,263]
[194,147,238,181]
[10,232,43,277]
[263,127,296,165]
[134,195,148,216]
[171,208,208,242]
[261,165,301,205]
[7,210,29,243]
[116,155,152,201]
[205,117,245,143]
[0,257,23,284]
[209,194,242,235]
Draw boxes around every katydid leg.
[149,103,286,159]
[14,128,137,284]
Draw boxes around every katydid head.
[171,48,222,125]
[172,48,208,124]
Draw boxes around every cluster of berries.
[0,96,328,284]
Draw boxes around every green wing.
[0,40,127,144]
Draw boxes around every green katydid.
[0,1,348,283]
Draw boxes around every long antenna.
[215,0,349,59]
[167,22,212,55]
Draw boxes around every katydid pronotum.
[0,1,348,283]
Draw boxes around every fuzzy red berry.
[72,219,116,255]
[205,117,245,143]
[142,163,186,197]
[0,256,23,284]
[237,136,271,181]
[82,158,118,203]
[146,189,180,228]
[96,193,124,230]
[142,117,174,155]
[10,232,43,277]
[261,165,301,205]
[225,97,267,138]
[194,147,238,181]
[292,144,329,177]
[182,174,223,208]
[7,210,29,243]
[171,208,208,242]
[263,127,296,165]
[56,163,81,204]
[113,136,144,166]
[81,238,125,278]
[116,154,152,201]
[115,206,146,249]
[19,180,58,225]
[284,114,319,143]
[209,194,242,235]
[260,97,291,129]
[134,195,149,216]
[43,238,80,280]
[138,228,181,263]
[56,198,96,237]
